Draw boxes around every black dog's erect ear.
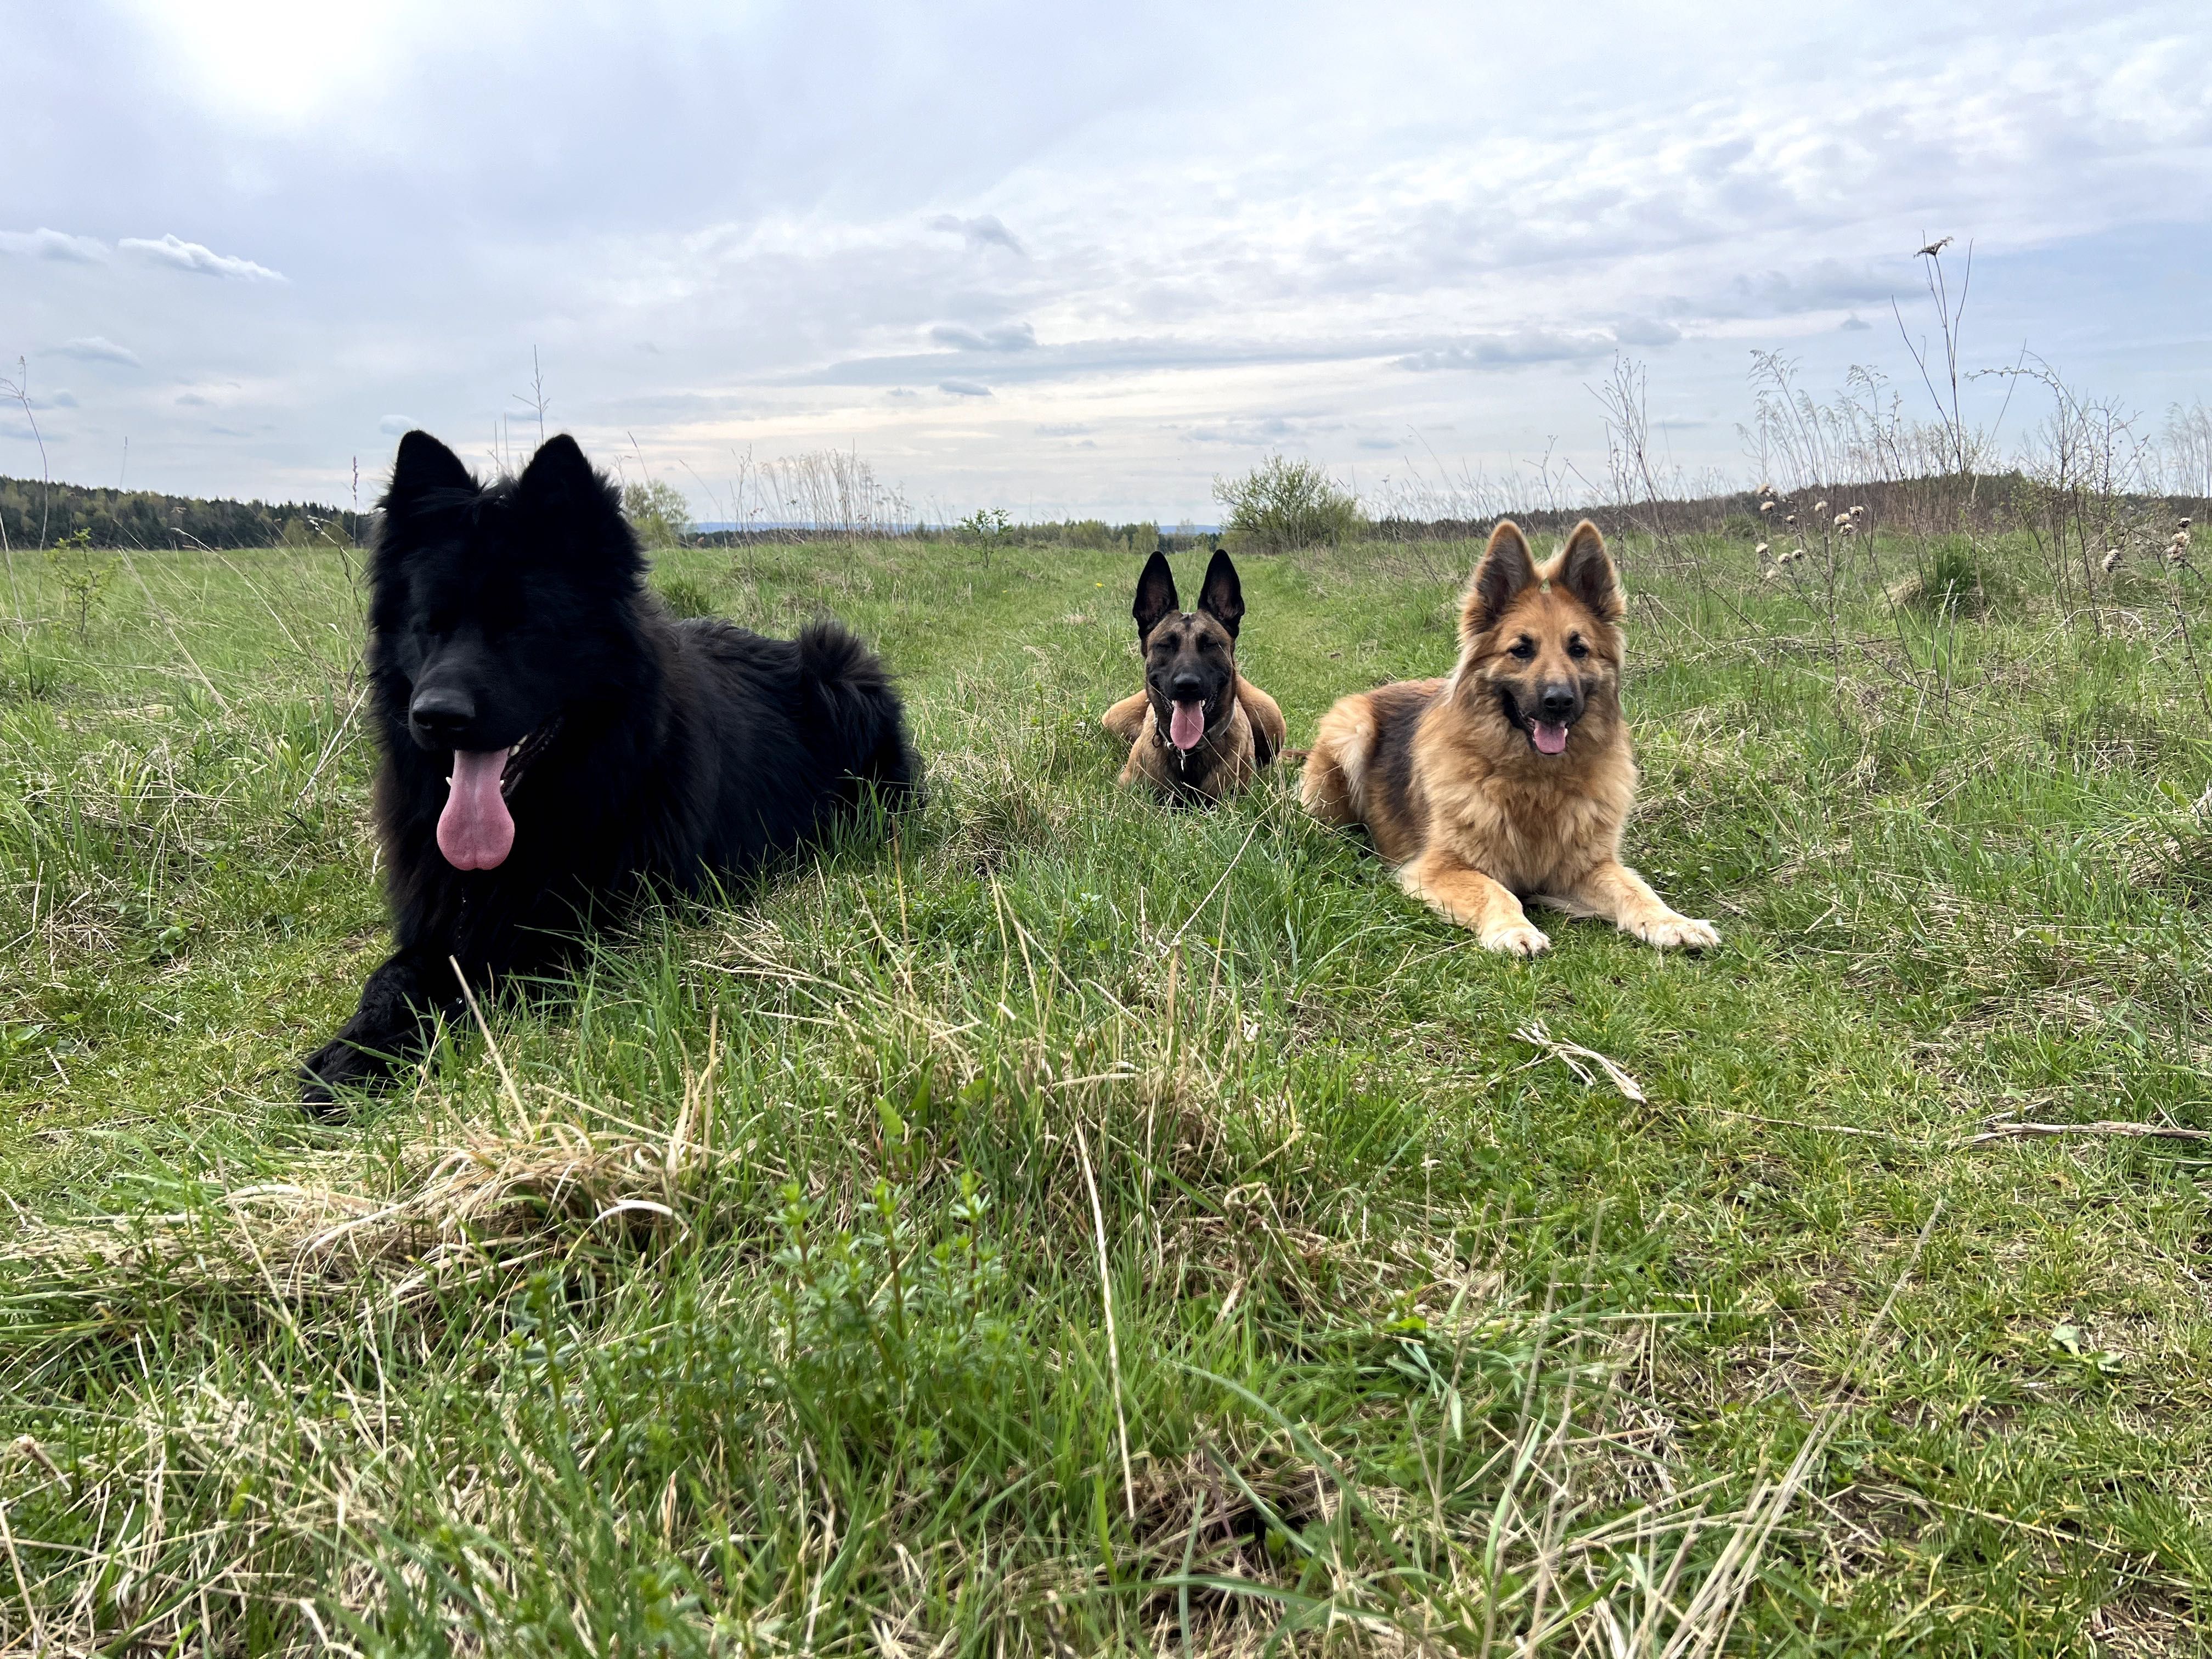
[1461,520,1539,645]
[1555,519,1623,624]
[515,433,603,513]
[385,430,474,512]
[1196,548,1243,640]
[514,434,639,574]
[1132,550,1180,643]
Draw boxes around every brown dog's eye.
[1567,637,1589,659]
[1509,639,1536,660]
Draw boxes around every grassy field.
[1,523,2208,1654]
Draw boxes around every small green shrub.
[1212,455,1365,552]
[622,479,694,548]
[44,529,117,640]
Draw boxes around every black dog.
[300,430,919,1107]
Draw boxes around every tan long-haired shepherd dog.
[1301,519,1718,956]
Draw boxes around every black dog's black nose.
[1538,684,1578,719]
[1171,674,1207,702]
[410,689,476,741]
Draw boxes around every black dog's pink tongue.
[437,749,515,870]
[1533,721,1569,755]
[1169,701,1206,751]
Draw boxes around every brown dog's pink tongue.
[1533,721,1568,755]
[1169,701,1206,751]
[437,749,515,870]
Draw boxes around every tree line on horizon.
[0,475,363,551]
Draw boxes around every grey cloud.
[1839,314,1872,331]
[1358,436,1401,450]
[930,321,1037,352]
[938,379,992,397]
[1035,422,1091,436]
[1184,416,1329,445]
[1397,331,1617,371]
[119,233,286,282]
[55,336,141,366]
[885,387,918,399]
[31,390,78,409]
[1613,317,1682,347]
[927,213,1025,256]
[176,392,212,406]
[1720,260,1890,319]
[0,228,106,262]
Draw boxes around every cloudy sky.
[4,0,2209,522]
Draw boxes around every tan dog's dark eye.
[1567,638,1589,659]
[1509,639,1536,660]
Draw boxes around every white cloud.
[54,337,142,366]
[120,233,287,282]
[0,228,106,262]
[379,415,416,435]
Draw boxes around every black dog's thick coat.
[301,431,919,1105]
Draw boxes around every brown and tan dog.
[1301,519,1717,955]
[1102,548,1286,804]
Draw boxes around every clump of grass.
[1888,538,2005,614]
[651,570,721,619]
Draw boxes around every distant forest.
[0,475,364,550]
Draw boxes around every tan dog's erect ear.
[1132,550,1180,643]
[1556,519,1622,624]
[1461,520,1539,644]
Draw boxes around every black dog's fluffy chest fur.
[302,430,918,1108]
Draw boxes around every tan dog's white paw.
[1482,922,1553,957]
[1635,913,1720,951]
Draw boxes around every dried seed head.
[1850,504,1866,517]
[1759,500,1775,514]
[2101,547,2123,573]
[1833,513,1850,528]
[1785,514,1798,526]
[1814,500,1829,514]
[1754,541,1770,557]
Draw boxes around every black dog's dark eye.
[1567,637,1589,659]
[1509,639,1536,660]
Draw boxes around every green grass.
[1,529,2208,1654]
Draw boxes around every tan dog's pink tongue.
[1169,701,1206,751]
[437,749,515,870]
[1533,721,1569,755]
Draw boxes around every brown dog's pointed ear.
[1556,520,1622,623]
[1132,550,1179,642]
[1462,520,1538,643]
[1195,548,1243,639]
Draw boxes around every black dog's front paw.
[300,1036,390,1115]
